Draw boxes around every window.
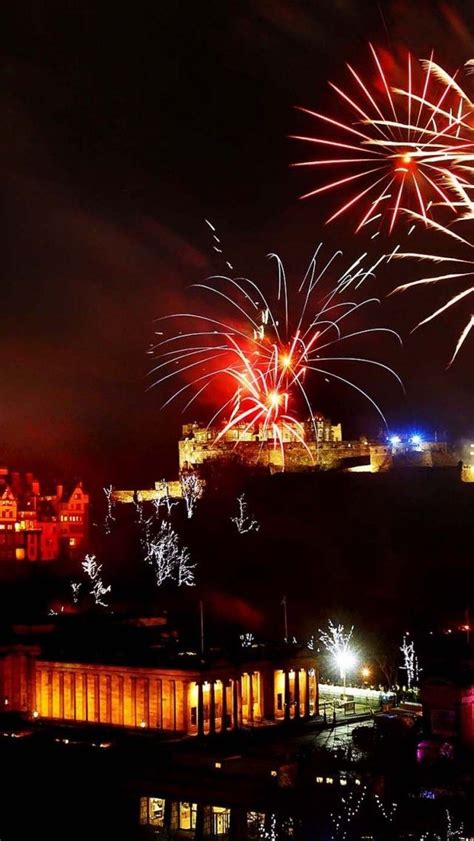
[179,802,197,831]
[277,693,283,712]
[139,797,166,827]
[212,807,230,836]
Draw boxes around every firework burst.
[148,246,402,465]
[292,46,474,233]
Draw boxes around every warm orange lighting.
[361,667,371,680]
[401,152,412,165]
[15,548,25,561]
[280,354,292,369]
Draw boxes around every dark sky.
[3,0,474,486]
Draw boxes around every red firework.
[292,45,474,233]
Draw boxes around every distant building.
[0,469,89,562]
[112,479,183,505]
[178,419,367,473]
[369,438,456,472]
[421,652,474,751]
[0,619,318,736]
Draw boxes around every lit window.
[326,777,333,785]
[316,776,324,784]
[212,807,230,836]
[179,802,197,831]
[69,538,76,547]
[339,779,347,786]
[139,797,165,827]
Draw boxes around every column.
[209,681,216,735]
[294,670,300,720]
[232,678,240,730]
[248,673,254,726]
[305,669,310,718]
[221,679,228,732]
[197,681,204,736]
[284,670,291,721]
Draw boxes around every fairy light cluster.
[240,632,256,648]
[400,633,421,689]
[103,484,116,534]
[329,784,368,841]
[231,494,260,534]
[319,620,357,683]
[180,470,204,519]
[144,520,195,587]
[134,489,196,588]
[81,554,112,608]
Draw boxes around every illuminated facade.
[179,421,370,473]
[0,469,89,561]
[369,440,456,472]
[0,631,318,735]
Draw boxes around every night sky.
[3,0,474,486]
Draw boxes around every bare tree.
[231,494,259,534]
[103,485,116,534]
[82,554,111,608]
[180,470,204,519]
[146,521,195,587]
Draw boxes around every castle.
[0,468,89,562]
[178,418,371,472]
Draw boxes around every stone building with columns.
[0,619,318,736]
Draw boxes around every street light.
[361,666,371,681]
[335,650,357,699]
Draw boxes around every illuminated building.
[178,420,370,473]
[0,469,89,561]
[369,438,456,472]
[0,619,318,735]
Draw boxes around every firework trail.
[389,218,474,366]
[292,46,474,233]
[148,245,402,466]
[204,218,235,272]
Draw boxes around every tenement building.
[0,468,89,561]
[0,618,318,736]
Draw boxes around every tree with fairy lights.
[231,494,260,534]
[400,633,421,690]
[180,469,204,519]
[319,620,357,698]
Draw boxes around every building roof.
[2,615,317,675]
